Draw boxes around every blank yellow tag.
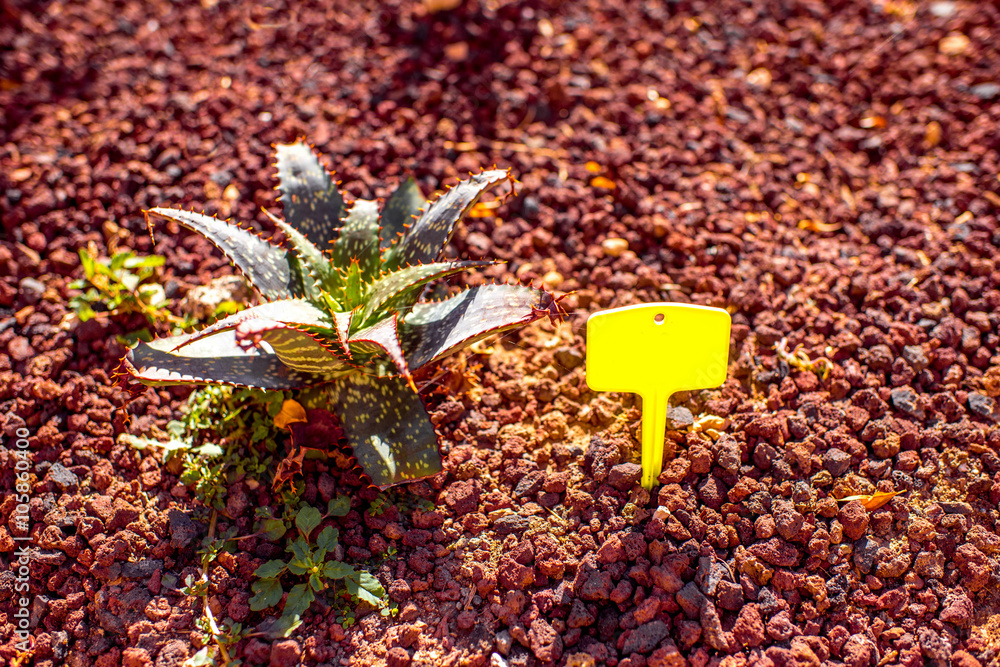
[586,303,731,489]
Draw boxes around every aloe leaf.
[275,142,345,250]
[330,310,354,356]
[263,209,333,296]
[122,331,312,389]
[379,177,425,252]
[347,313,411,381]
[358,260,495,327]
[147,208,298,301]
[287,253,318,301]
[383,169,511,270]
[330,199,381,280]
[235,319,351,375]
[171,299,331,352]
[325,375,442,488]
[401,283,556,370]
[331,260,365,310]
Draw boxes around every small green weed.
[185,619,245,667]
[249,501,388,636]
[168,386,286,511]
[126,384,393,648]
[179,516,249,667]
[69,246,192,340]
[367,492,391,516]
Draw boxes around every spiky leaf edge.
[119,330,316,390]
[356,260,497,328]
[383,168,514,270]
[234,319,357,376]
[379,177,425,252]
[325,375,442,488]
[400,282,565,370]
[145,208,300,302]
[169,299,332,352]
[273,141,345,251]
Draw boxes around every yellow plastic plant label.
[586,303,732,489]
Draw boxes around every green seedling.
[70,247,192,340]
[367,492,391,516]
[119,141,565,487]
[249,501,386,637]
[185,618,245,667]
[125,386,288,512]
[135,383,389,645]
[586,303,731,489]
[179,514,251,667]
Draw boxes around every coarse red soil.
[3,1,1000,666]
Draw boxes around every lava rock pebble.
[838,500,869,540]
[968,393,998,421]
[822,448,852,477]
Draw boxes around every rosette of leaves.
[120,141,564,487]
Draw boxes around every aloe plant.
[120,142,564,487]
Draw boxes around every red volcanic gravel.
[2,1,1000,666]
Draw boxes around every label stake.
[586,303,732,489]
